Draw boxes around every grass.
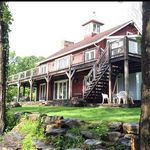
[7,105,140,123]
[5,105,141,150]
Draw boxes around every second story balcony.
[8,35,141,85]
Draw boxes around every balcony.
[8,35,141,85]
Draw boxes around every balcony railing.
[8,35,141,84]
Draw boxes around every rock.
[84,139,102,146]
[118,137,132,147]
[28,113,41,121]
[66,148,83,150]
[108,122,123,132]
[33,139,55,150]
[0,131,24,150]
[45,128,67,136]
[123,123,139,134]
[63,118,85,128]
[81,131,97,139]
[107,132,121,142]
[65,132,79,140]
[11,102,22,107]
[14,112,25,120]
[44,116,63,124]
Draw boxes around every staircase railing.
[84,48,108,92]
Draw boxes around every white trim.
[53,79,68,100]
[37,20,140,65]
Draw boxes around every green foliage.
[6,51,45,102]
[19,116,45,150]
[5,109,18,131]
[47,134,84,150]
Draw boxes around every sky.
[8,2,142,58]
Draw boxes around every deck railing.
[8,35,141,84]
[83,35,141,93]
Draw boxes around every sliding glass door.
[54,80,68,99]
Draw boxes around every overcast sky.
[8,2,142,58]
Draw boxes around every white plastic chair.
[102,93,109,104]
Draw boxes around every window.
[39,83,46,100]
[126,31,133,35]
[55,55,70,70]
[85,49,95,62]
[93,23,100,33]
[40,64,47,74]
[54,80,68,99]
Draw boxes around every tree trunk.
[140,2,150,150]
[0,25,5,133]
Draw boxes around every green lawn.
[7,105,140,123]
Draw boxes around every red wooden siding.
[72,70,90,98]
[72,51,84,65]
[112,24,138,36]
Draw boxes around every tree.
[0,2,13,134]
[140,2,150,150]
[6,51,45,102]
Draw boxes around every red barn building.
[8,19,141,105]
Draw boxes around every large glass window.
[55,56,70,70]
[85,49,95,62]
[54,80,68,99]
[39,83,46,100]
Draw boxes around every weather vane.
[92,11,96,19]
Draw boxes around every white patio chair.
[102,93,109,104]
[116,91,134,104]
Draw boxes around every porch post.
[124,36,129,104]
[66,69,76,100]
[17,82,21,102]
[29,79,33,101]
[108,41,112,103]
[45,75,52,101]
[109,64,112,103]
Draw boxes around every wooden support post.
[17,82,20,102]
[108,41,112,103]
[45,75,52,101]
[109,64,112,103]
[124,36,129,104]
[29,79,33,101]
[124,60,129,104]
[66,69,76,100]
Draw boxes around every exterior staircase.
[83,47,121,103]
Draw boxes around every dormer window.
[82,19,104,39]
[93,23,100,33]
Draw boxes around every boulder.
[81,131,97,139]
[45,128,67,136]
[65,132,79,140]
[123,123,139,134]
[84,139,102,146]
[44,116,63,124]
[28,113,41,121]
[33,139,55,150]
[106,132,121,142]
[0,131,24,150]
[11,102,21,107]
[66,148,83,150]
[108,122,123,132]
[62,118,85,128]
